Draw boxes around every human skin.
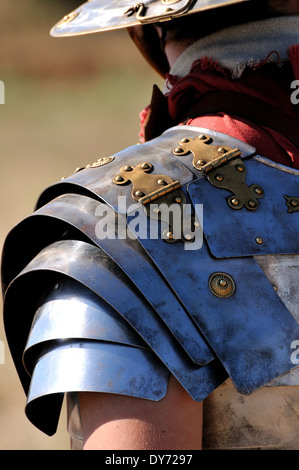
[79,376,203,450]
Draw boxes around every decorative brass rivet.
[135,191,145,197]
[291,199,298,207]
[181,138,189,143]
[197,160,206,166]
[158,179,167,185]
[114,175,124,182]
[184,233,193,241]
[124,165,133,171]
[248,200,257,208]
[163,230,174,240]
[174,196,182,204]
[272,284,278,291]
[90,156,115,168]
[231,198,240,206]
[141,162,150,169]
[74,166,84,173]
[254,186,263,195]
[198,135,207,140]
[236,165,244,172]
[174,147,184,153]
[209,273,235,298]
[218,147,227,155]
[255,237,263,245]
[216,174,224,181]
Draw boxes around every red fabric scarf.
[140,46,299,169]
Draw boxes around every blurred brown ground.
[0,0,163,449]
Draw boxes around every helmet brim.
[50,0,251,38]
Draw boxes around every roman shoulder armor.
[2,125,299,438]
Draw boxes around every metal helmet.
[50,0,253,75]
[51,0,252,37]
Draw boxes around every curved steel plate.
[5,239,227,404]
[26,340,169,435]
[50,0,250,37]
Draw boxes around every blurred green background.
[0,0,163,449]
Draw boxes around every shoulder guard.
[2,125,299,435]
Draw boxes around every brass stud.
[236,165,244,172]
[255,237,263,245]
[158,179,167,185]
[114,175,124,182]
[218,147,227,155]
[184,233,193,241]
[124,165,133,171]
[216,174,224,181]
[74,166,84,173]
[291,199,298,207]
[174,196,182,204]
[163,230,174,240]
[141,162,150,169]
[197,160,206,166]
[209,273,235,298]
[231,198,240,206]
[174,147,184,154]
[135,190,145,197]
[254,186,263,195]
[248,200,257,208]
[181,138,189,143]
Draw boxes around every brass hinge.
[285,196,299,213]
[113,161,198,244]
[173,134,264,211]
[113,161,181,204]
